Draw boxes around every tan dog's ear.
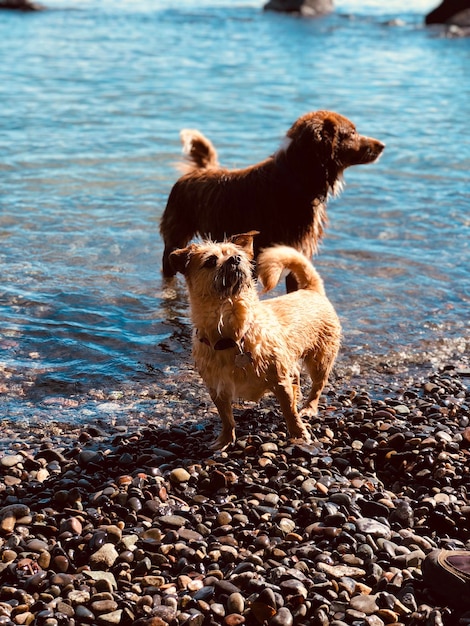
[229,231,260,258]
[169,247,191,275]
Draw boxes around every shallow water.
[1,0,469,423]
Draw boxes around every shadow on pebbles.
[0,364,470,626]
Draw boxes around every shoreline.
[1,332,468,433]
[0,361,469,624]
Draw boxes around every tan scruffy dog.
[169,232,341,451]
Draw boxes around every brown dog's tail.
[257,246,326,296]
[179,129,219,170]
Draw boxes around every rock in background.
[425,0,470,35]
[264,0,334,17]
[0,0,43,10]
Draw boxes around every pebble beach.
[1,359,470,626]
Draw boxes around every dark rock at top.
[0,0,43,9]
[425,0,470,25]
[264,0,334,17]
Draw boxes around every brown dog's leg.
[162,245,179,278]
[272,381,311,443]
[208,389,236,450]
[285,272,299,293]
[160,208,196,277]
[162,234,193,277]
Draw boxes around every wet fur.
[161,110,385,286]
[170,233,341,450]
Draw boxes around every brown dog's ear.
[169,247,191,275]
[229,231,259,258]
[321,117,337,144]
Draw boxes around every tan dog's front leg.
[208,389,236,450]
[272,381,312,443]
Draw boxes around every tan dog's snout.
[215,254,251,296]
[224,254,242,269]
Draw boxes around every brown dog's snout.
[375,139,386,154]
[365,136,385,155]
[359,134,384,149]
[351,135,385,165]
[371,139,386,162]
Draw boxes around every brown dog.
[169,232,341,450]
[161,110,385,289]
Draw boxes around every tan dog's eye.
[203,255,217,268]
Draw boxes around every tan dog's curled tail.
[179,129,219,170]
[257,246,326,296]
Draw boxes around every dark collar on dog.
[197,331,253,369]
[200,336,237,350]
[198,335,239,351]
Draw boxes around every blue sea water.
[0,0,469,423]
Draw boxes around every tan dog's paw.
[288,425,312,445]
[299,405,319,418]
[210,430,236,451]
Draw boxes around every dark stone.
[0,0,43,10]
[193,585,215,601]
[264,0,333,17]
[214,580,242,596]
[425,0,470,25]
